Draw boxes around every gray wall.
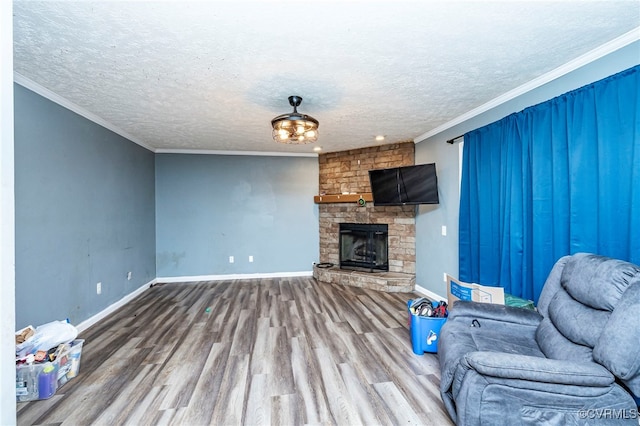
[414,142,461,297]
[415,41,640,298]
[155,154,319,277]
[14,84,156,329]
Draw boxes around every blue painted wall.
[155,154,319,277]
[415,41,640,298]
[14,84,156,329]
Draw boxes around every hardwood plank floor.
[17,277,453,426]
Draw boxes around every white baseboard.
[414,284,447,302]
[155,270,313,284]
[75,272,313,333]
[75,279,155,333]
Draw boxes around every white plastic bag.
[16,320,78,358]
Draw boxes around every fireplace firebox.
[339,223,389,272]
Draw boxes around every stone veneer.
[315,142,416,292]
[313,266,416,293]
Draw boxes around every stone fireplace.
[313,142,416,292]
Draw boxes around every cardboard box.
[446,274,505,308]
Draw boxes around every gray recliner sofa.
[439,253,640,425]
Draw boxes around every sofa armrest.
[449,300,542,327]
[463,351,615,387]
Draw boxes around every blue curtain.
[459,65,640,303]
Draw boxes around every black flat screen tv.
[368,163,439,206]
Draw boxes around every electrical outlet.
[249,255,253,263]
[97,282,102,294]
[443,273,447,282]
[441,225,447,236]
[127,271,132,280]
[229,256,234,263]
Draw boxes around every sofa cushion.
[537,253,640,363]
[536,255,571,318]
[546,290,610,348]
[535,318,594,362]
[593,281,640,395]
[561,253,640,311]
[440,319,543,394]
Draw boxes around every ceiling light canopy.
[271,96,319,144]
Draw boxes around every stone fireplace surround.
[313,142,416,292]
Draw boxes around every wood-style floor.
[17,276,453,426]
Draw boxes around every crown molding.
[154,148,318,158]
[414,27,640,143]
[13,72,155,152]
[13,73,318,158]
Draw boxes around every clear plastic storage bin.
[16,339,85,402]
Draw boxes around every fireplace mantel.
[314,193,373,204]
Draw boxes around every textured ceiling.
[13,1,640,155]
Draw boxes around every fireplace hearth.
[339,223,388,272]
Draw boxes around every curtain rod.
[446,134,464,144]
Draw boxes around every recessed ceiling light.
[375,135,385,141]
[313,146,322,152]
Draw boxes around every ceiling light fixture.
[271,96,319,144]
[375,135,385,142]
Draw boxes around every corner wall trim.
[155,270,314,284]
[75,279,155,333]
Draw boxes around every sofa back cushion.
[536,253,640,393]
[593,282,640,395]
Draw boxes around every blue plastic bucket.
[407,300,448,354]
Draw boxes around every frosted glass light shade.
[271,96,319,144]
